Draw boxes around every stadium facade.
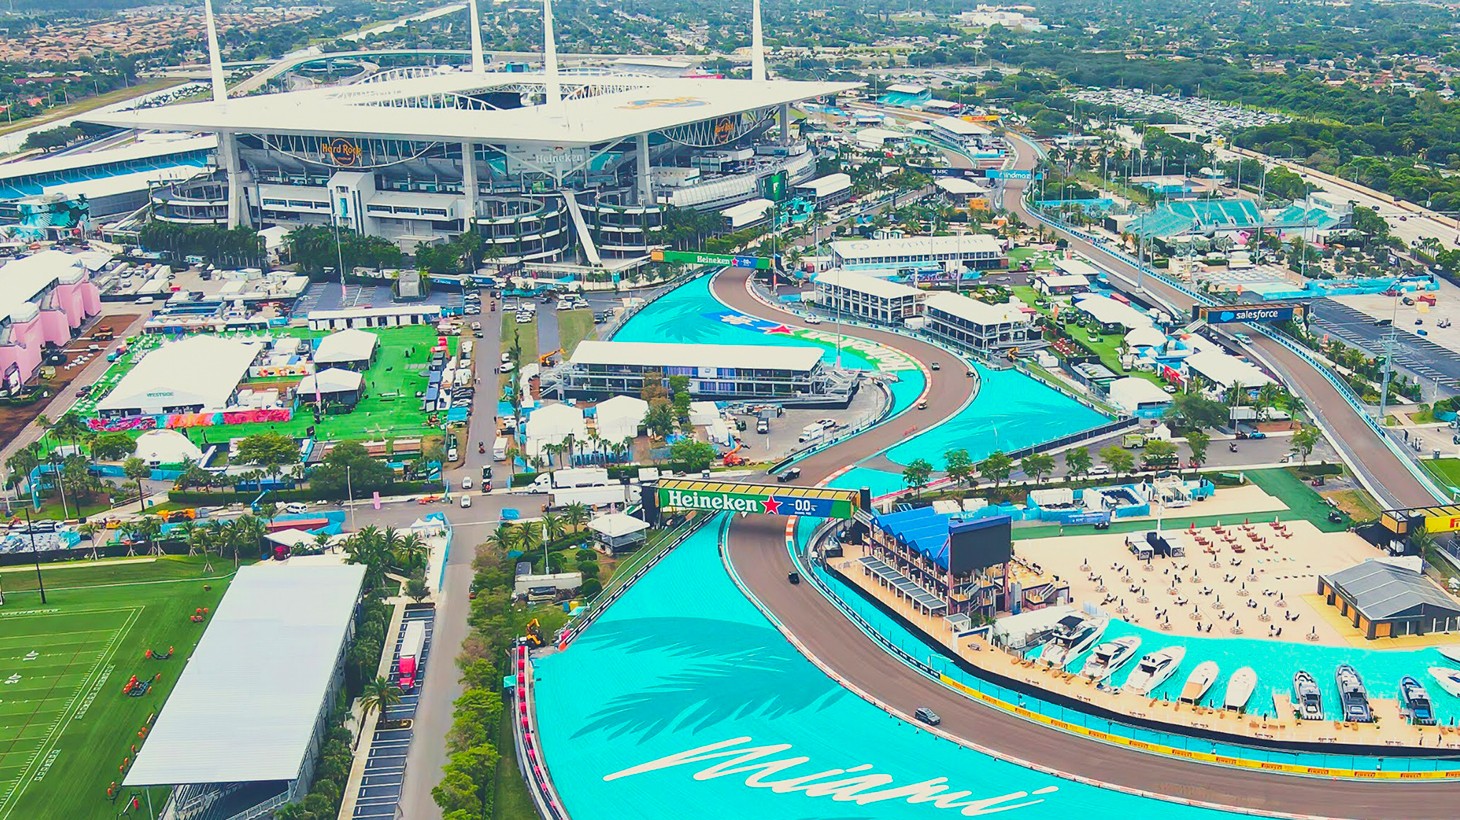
[91,0,854,264]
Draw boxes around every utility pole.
[22,509,46,604]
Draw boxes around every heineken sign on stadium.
[658,486,854,519]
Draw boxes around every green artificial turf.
[0,556,233,819]
[1421,458,1460,495]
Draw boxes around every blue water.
[884,365,1110,469]
[829,465,908,498]
[804,529,1460,773]
[534,522,1230,819]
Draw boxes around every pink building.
[0,250,102,392]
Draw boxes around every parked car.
[283,502,308,514]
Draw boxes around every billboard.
[762,169,789,202]
[1191,303,1308,324]
[651,250,772,270]
[656,485,855,519]
[986,169,1033,180]
[1424,512,1460,534]
[947,515,1013,575]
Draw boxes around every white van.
[492,442,507,462]
[136,296,155,305]
[798,424,824,443]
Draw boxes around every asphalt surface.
[1309,300,1460,390]
[996,135,1440,510]
[710,246,1455,815]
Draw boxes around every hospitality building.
[95,336,264,418]
[556,340,856,405]
[830,234,1006,272]
[922,291,1041,356]
[813,270,925,325]
[793,172,853,208]
[1318,559,1460,639]
[87,3,853,264]
[0,250,104,391]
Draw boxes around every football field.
[0,558,232,819]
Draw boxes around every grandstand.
[877,83,931,108]
[0,137,216,226]
[1124,199,1262,241]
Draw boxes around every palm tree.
[541,511,565,544]
[358,676,402,726]
[1256,383,1281,422]
[395,532,428,573]
[484,522,518,554]
[563,502,590,533]
[227,515,265,567]
[122,456,150,513]
[257,501,279,530]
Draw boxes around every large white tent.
[595,395,647,442]
[525,403,587,460]
[133,429,205,465]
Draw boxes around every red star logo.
[762,496,783,515]
[765,324,794,335]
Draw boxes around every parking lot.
[351,606,435,820]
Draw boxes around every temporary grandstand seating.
[1127,199,1262,239]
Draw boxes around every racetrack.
[710,267,1457,818]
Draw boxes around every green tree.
[1144,439,1179,468]
[1291,425,1321,465]
[1064,446,1093,480]
[310,441,394,497]
[1020,452,1056,484]
[540,511,566,543]
[668,438,718,472]
[1165,392,1229,430]
[122,456,151,512]
[563,501,590,532]
[1099,445,1135,477]
[978,451,1015,489]
[405,575,430,603]
[90,431,137,461]
[943,448,974,485]
[1185,430,1211,469]
[901,458,933,497]
[236,432,297,484]
[643,401,676,440]
[358,676,402,725]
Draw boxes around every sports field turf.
[67,325,459,444]
[0,557,233,819]
[1422,458,1460,492]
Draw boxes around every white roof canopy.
[572,340,823,372]
[588,512,650,538]
[123,564,366,786]
[594,395,648,442]
[816,270,923,300]
[133,429,205,464]
[1074,293,1154,330]
[97,336,261,413]
[314,328,378,364]
[1108,377,1173,414]
[298,368,364,395]
[925,291,1029,327]
[1184,348,1275,389]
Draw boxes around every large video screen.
[948,515,1012,574]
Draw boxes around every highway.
[708,266,1458,818]
[996,134,1440,510]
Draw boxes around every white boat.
[1080,636,1142,681]
[1336,664,1373,723]
[1179,660,1220,704]
[1399,676,1437,726]
[1038,614,1108,670]
[1293,670,1324,720]
[1223,667,1258,712]
[1437,645,1460,665]
[1429,666,1460,698]
[1122,646,1186,695]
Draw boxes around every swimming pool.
[883,365,1111,469]
[533,521,1232,819]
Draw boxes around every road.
[998,134,1439,510]
[1309,300,1460,391]
[708,267,1458,818]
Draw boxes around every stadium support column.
[220,133,247,229]
[779,103,791,146]
[637,133,652,205]
[461,141,479,234]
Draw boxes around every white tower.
[751,0,767,82]
[468,0,486,74]
[543,0,563,115]
[204,0,227,103]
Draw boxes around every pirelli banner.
[646,478,864,524]
[1384,506,1460,536]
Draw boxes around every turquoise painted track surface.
[533,523,1232,819]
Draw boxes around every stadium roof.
[123,564,367,787]
[0,135,216,183]
[87,73,857,147]
[572,340,823,372]
[96,336,262,413]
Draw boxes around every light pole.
[22,508,46,604]
[344,463,356,532]
[1377,292,1400,422]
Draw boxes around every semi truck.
[526,467,611,493]
[396,620,426,692]
[548,483,641,509]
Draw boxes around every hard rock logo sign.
[319,137,363,167]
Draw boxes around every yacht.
[1335,664,1373,723]
[1293,670,1324,720]
[1223,667,1258,712]
[1399,676,1436,726]
[1122,646,1186,696]
[1039,614,1108,670]
[1080,636,1142,682]
[1429,666,1460,698]
[1437,645,1460,665]
[1178,660,1219,705]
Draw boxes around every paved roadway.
[1309,300,1460,391]
[997,135,1439,510]
[709,267,1457,818]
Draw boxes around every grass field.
[554,310,596,358]
[69,326,459,445]
[1422,458,1460,493]
[0,557,233,819]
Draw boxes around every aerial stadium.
[89,0,855,265]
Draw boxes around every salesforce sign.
[1192,302,1308,325]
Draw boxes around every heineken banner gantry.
[650,250,773,270]
[649,478,862,522]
